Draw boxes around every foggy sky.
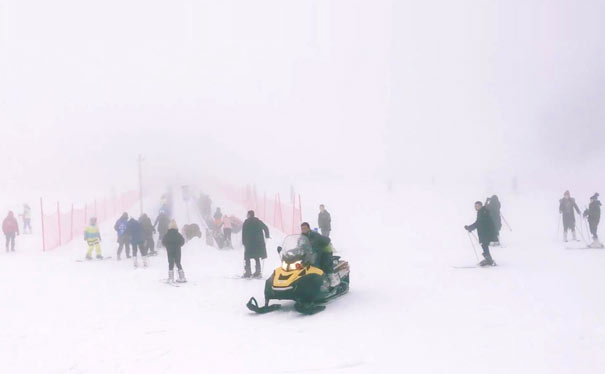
[1,0,604,200]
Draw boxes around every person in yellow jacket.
[84,217,103,260]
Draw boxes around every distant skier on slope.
[127,217,147,268]
[21,203,32,234]
[464,201,497,266]
[223,214,233,249]
[2,211,19,252]
[485,195,502,245]
[84,217,103,260]
[560,190,581,242]
[162,220,187,283]
[242,210,270,279]
[583,193,602,248]
[154,211,170,248]
[318,204,332,238]
[114,213,131,260]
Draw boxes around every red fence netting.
[41,190,139,251]
[215,182,303,235]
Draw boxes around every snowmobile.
[246,235,350,315]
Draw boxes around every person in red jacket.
[2,211,20,252]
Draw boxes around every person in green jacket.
[84,217,103,260]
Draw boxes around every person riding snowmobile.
[301,222,338,286]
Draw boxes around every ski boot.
[242,270,252,279]
[177,269,187,283]
[85,254,93,260]
[96,254,103,260]
[142,256,148,268]
[252,271,263,279]
[168,270,175,283]
[479,256,496,267]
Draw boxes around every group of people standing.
[559,191,602,247]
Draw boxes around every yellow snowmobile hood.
[273,265,324,288]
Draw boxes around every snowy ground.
[1,183,605,373]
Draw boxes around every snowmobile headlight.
[281,261,288,271]
[288,260,303,271]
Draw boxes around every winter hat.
[591,193,600,200]
[169,220,178,229]
[564,190,570,196]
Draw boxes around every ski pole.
[467,232,480,262]
[501,214,512,232]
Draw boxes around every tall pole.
[138,154,144,215]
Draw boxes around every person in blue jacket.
[114,213,130,260]
[127,217,147,268]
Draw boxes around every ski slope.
[1,183,605,373]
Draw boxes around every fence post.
[40,198,46,252]
[57,202,62,246]
[298,194,302,223]
[277,193,284,232]
[263,192,267,221]
[70,204,74,242]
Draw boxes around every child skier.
[84,217,103,260]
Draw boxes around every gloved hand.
[464,225,470,232]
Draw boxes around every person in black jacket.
[584,193,602,246]
[318,204,332,237]
[560,190,581,242]
[485,195,501,244]
[162,220,187,283]
[241,210,270,278]
[465,201,497,266]
[139,214,157,256]
[154,211,170,248]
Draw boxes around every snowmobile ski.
[246,297,282,314]
[294,302,326,315]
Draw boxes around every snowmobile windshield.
[281,235,313,263]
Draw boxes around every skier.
[223,214,233,249]
[139,213,157,256]
[464,201,497,266]
[2,211,19,252]
[583,193,602,247]
[241,210,270,278]
[485,195,502,245]
[301,222,338,286]
[213,207,223,221]
[559,190,581,242]
[318,204,332,238]
[127,217,147,268]
[21,203,32,234]
[114,213,131,260]
[154,211,170,248]
[162,220,187,283]
[84,217,103,260]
